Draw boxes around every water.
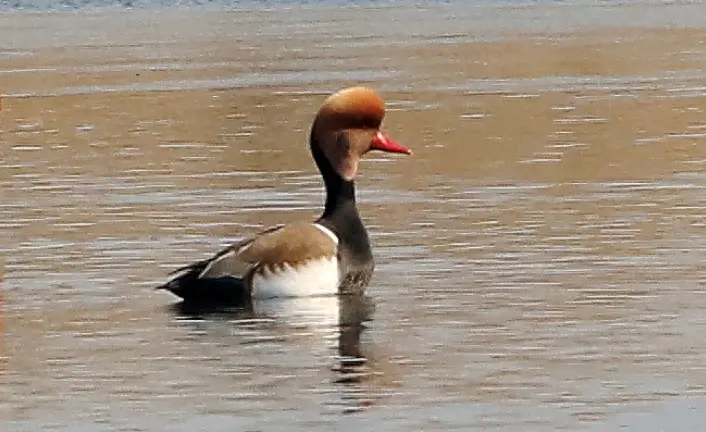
[4,2,706,431]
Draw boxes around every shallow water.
[4,2,706,431]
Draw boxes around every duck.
[157,86,412,304]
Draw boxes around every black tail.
[156,260,250,306]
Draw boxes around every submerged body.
[157,87,411,304]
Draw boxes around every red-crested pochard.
[158,87,412,304]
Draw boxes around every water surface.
[4,3,706,431]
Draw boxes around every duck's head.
[310,87,412,181]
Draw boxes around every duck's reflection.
[333,293,375,382]
[169,293,381,409]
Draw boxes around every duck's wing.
[157,222,339,301]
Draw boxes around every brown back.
[238,222,337,266]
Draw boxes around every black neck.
[322,168,356,219]
[312,142,358,223]
[311,139,373,268]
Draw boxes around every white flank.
[313,223,339,245]
[252,257,340,299]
